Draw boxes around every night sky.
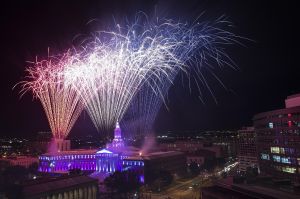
[1,0,299,138]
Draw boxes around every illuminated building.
[106,122,124,148]
[253,94,300,181]
[38,123,185,183]
[237,127,258,172]
[39,149,97,172]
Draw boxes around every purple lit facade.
[38,123,185,184]
[107,122,124,148]
[38,123,145,180]
[39,150,97,172]
[39,150,145,173]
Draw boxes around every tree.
[149,169,173,191]
[159,169,173,186]
[202,157,217,171]
[104,170,142,197]
[1,165,28,199]
[2,165,29,184]
[28,162,39,175]
[189,162,200,176]
[245,167,258,178]
[216,157,226,166]
[4,184,23,199]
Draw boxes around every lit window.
[282,167,296,173]
[269,122,274,128]
[271,147,280,154]
[273,155,281,162]
[280,148,285,154]
[297,158,300,166]
[281,157,291,164]
[261,153,270,160]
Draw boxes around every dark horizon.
[1,0,299,138]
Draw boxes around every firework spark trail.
[120,15,241,135]
[20,14,241,136]
[19,53,83,139]
[121,79,172,137]
[65,28,180,131]
[65,15,240,132]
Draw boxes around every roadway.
[141,161,238,199]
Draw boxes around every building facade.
[186,149,216,168]
[237,127,258,172]
[0,156,38,168]
[22,175,98,199]
[201,130,238,159]
[38,123,185,183]
[253,94,300,182]
[159,140,223,158]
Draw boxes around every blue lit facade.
[95,149,120,173]
[38,123,145,181]
[38,123,186,185]
[39,151,97,172]
[38,149,145,174]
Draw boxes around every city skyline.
[1,2,300,198]
[0,0,298,138]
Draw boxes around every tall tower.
[114,122,122,140]
[108,122,125,149]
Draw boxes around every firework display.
[120,15,240,135]
[20,14,239,135]
[20,53,83,139]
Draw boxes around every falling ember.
[19,52,83,140]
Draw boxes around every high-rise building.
[253,94,300,182]
[237,127,258,172]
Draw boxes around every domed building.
[38,123,186,183]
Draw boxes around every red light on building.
[288,121,292,127]
[288,113,292,117]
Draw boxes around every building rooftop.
[253,105,300,120]
[142,151,184,160]
[202,185,257,199]
[232,183,300,199]
[238,127,255,132]
[285,93,300,108]
[43,149,97,156]
[210,177,300,199]
[253,94,300,120]
[186,149,216,157]
[22,175,97,198]
[286,93,300,99]
[0,156,37,160]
